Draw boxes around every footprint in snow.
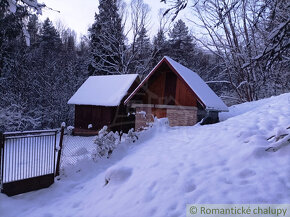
[238,168,256,179]
[42,213,53,217]
[71,201,81,208]
[182,180,197,193]
[239,180,250,185]
[143,192,154,202]
[149,181,157,191]
[252,147,272,158]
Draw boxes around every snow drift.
[0,93,290,217]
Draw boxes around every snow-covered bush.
[92,126,120,161]
[155,117,169,128]
[66,126,74,135]
[124,128,139,143]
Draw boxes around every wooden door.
[152,108,167,118]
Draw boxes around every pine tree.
[132,26,152,77]
[152,29,169,65]
[0,1,25,77]
[135,27,151,57]
[168,19,195,68]
[88,0,126,75]
[40,18,62,53]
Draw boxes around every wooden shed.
[124,56,228,130]
[68,74,140,135]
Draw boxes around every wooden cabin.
[68,74,140,135]
[125,56,228,130]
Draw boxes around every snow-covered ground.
[1,93,290,217]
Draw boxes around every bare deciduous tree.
[130,0,150,53]
[161,0,290,102]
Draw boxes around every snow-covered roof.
[125,56,228,112]
[68,74,139,106]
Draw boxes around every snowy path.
[0,93,290,217]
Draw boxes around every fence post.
[0,132,3,151]
[0,132,4,190]
[55,125,65,177]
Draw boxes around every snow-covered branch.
[7,0,46,15]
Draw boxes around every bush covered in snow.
[92,126,120,160]
[124,128,139,143]
[91,126,141,161]
[91,119,171,162]
[66,126,74,135]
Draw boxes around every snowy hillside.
[1,93,290,217]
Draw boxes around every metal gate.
[0,130,57,196]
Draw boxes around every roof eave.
[205,107,229,112]
[67,103,120,107]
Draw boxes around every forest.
[0,0,289,132]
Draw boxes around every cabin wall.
[138,64,199,107]
[74,105,115,131]
[109,77,140,132]
[167,107,197,127]
[134,105,198,130]
[143,70,166,104]
[152,108,167,118]
[175,78,197,106]
[135,107,154,131]
[74,105,135,135]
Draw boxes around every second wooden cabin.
[68,74,140,135]
[125,56,228,130]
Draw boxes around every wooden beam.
[131,103,198,110]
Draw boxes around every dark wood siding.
[175,78,197,107]
[75,105,93,129]
[164,70,177,105]
[75,105,115,131]
[143,69,166,104]
[132,62,199,107]
[110,105,135,132]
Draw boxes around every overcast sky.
[40,0,177,40]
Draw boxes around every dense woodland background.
[0,0,289,132]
